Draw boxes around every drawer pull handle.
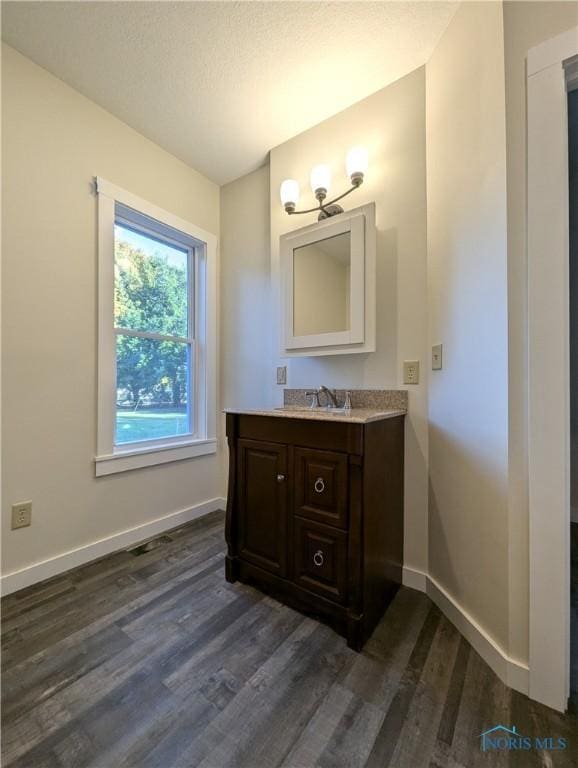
[314,477,325,494]
[313,549,324,567]
[277,474,286,483]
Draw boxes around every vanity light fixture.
[280,146,368,220]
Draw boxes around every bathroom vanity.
[224,390,406,650]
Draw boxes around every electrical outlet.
[11,501,32,530]
[432,344,443,370]
[276,366,287,385]
[403,360,419,385]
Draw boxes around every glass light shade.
[346,146,369,178]
[310,164,331,193]
[280,179,300,206]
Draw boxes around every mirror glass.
[293,232,351,336]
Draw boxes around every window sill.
[95,438,217,477]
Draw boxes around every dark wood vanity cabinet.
[225,412,405,650]
[236,439,288,577]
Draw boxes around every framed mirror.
[280,203,376,355]
[293,231,351,337]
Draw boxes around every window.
[96,179,217,476]
[114,216,193,445]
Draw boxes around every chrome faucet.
[305,385,340,409]
[318,385,339,408]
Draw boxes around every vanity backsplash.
[283,388,408,411]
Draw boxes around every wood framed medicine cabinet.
[280,202,376,357]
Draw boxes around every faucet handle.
[305,390,321,409]
[318,385,339,408]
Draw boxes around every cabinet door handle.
[313,549,324,567]
[314,477,325,494]
[277,474,286,483]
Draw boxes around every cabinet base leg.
[346,613,363,652]
[225,555,239,583]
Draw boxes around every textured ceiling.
[2,1,458,185]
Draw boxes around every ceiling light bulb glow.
[346,146,368,183]
[280,179,300,212]
[310,164,331,194]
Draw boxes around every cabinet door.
[293,516,348,604]
[237,439,288,576]
[294,448,348,529]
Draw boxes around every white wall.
[269,68,429,576]
[570,89,578,525]
[220,166,272,412]
[426,2,510,652]
[1,45,222,581]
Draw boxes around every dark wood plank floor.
[2,510,577,768]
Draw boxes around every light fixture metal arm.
[287,177,363,218]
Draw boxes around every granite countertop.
[224,389,408,424]
[223,406,406,424]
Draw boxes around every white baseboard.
[426,575,529,695]
[402,566,529,696]
[402,565,427,592]
[1,496,227,596]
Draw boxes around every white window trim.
[95,177,217,476]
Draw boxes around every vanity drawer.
[292,516,347,605]
[294,447,348,529]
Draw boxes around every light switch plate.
[403,360,419,385]
[432,344,443,370]
[276,366,287,385]
[11,501,32,529]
